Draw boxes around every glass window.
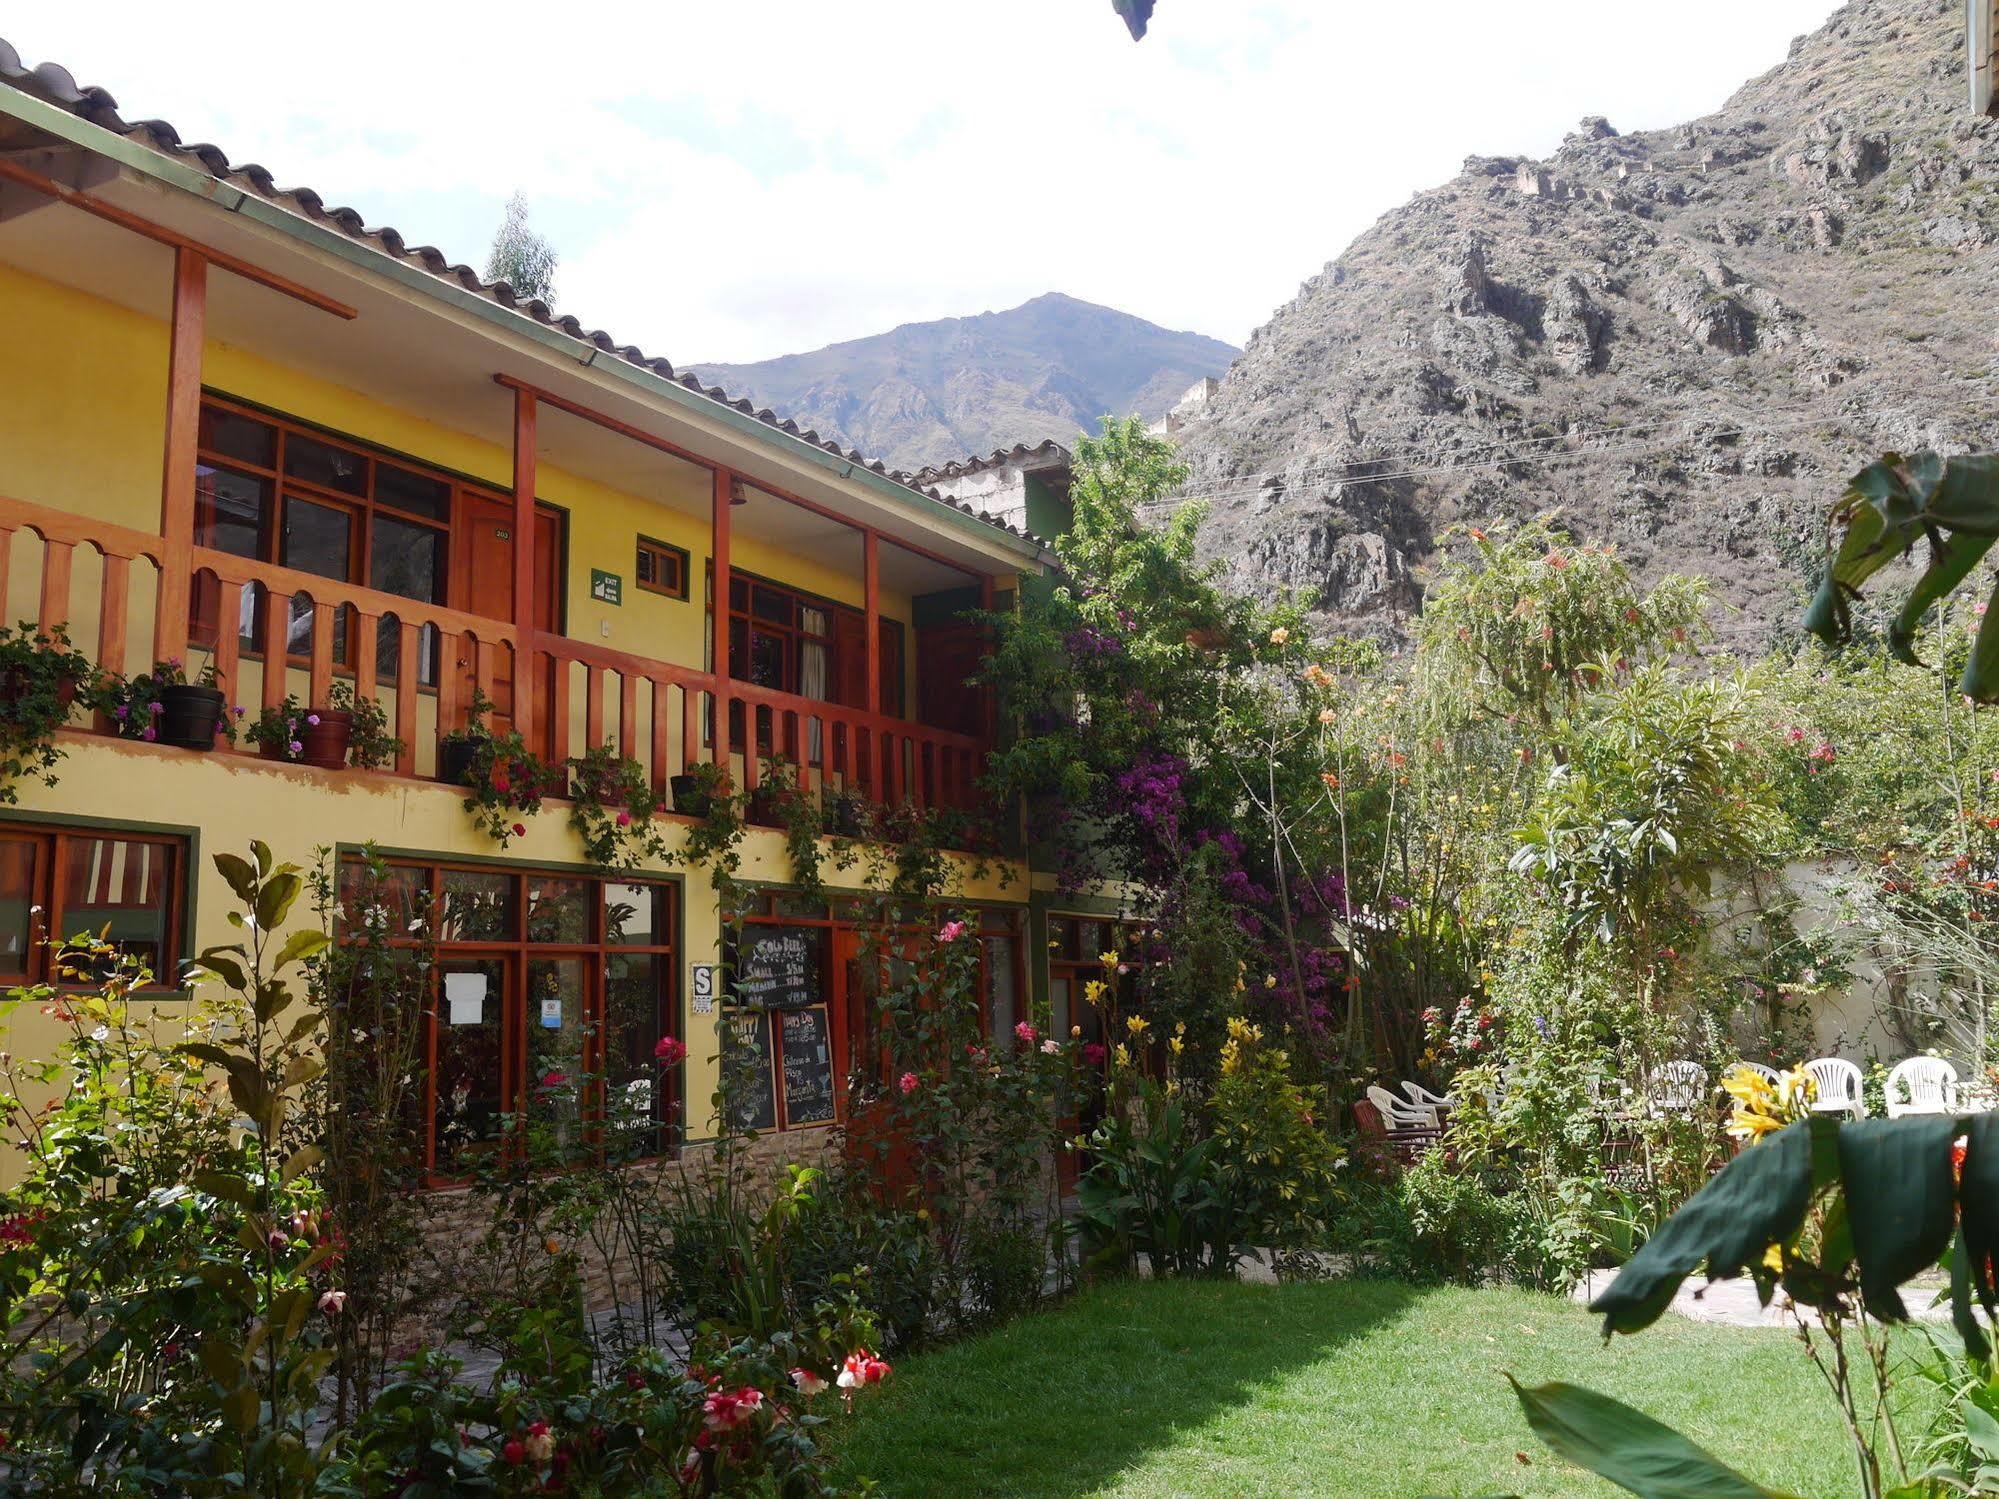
[985,935,1019,1045]
[605,951,666,1146]
[604,883,665,945]
[526,876,590,944]
[59,836,174,979]
[440,869,516,942]
[526,956,587,1147]
[199,407,276,469]
[0,838,37,977]
[435,956,507,1174]
[375,462,450,520]
[371,514,444,603]
[194,466,271,558]
[283,494,354,581]
[284,433,368,497]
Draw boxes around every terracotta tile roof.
[0,38,1050,553]
[913,439,1072,487]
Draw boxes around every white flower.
[90,1026,109,1042]
[1040,1038,1061,1055]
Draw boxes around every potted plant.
[338,680,403,772]
[243,697,310,763]
[95,658,234,751]
[746,755,802,829]
[824,787,869,839]
[297,689,354,770]
[670,761,731,818]
[568,743,668,868]
[438,687,496,787]
[462,728,558,848]
[0,621,92,804]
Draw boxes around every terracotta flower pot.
[158,684,226,750]
[299,707,354,770]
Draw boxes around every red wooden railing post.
[712,467,733,784]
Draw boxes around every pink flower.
[1014,1021,1038,1045]
[936,919,966,944]
[702,1386,764,1431]
[1082,1042,1108,1066]
[837,1350,890,1389]
[654,1035,688,1065]
[791,1367,828,1397]
[539,1070,568,1092]
[616,809,632,827]
[898,1071,920,1095]
[1041,1038,1061,1055]
[492,771,512,794]
[316,1289,347,1315]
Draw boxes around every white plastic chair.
[1401,1080,1454,1115]
[1367,1084,1439,1131]
[1804,1057,1867,1118]
[1885,1056,1959,1119]
[1646,1060,1706,1114]
[1728,1062,1781,1087]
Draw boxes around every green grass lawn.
[830,1278,1883,1498]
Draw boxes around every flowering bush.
[463,728,561,847]
[0,620,91,802]
[243,693,313,760]
[569,742,670,867]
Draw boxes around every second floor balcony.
[0,149,1046,822]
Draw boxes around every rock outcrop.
[1173,0,1999,649]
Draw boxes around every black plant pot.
[827,795,865,838]
[669,774,711,818]
[437,735,485,787]
[157,684,226,750]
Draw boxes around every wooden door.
[450,497,559,731]
[916,620,985,736]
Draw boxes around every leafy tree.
[484,190,558,307]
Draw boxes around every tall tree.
[484,191,558,307]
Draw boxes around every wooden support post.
[712,467,733,779]
[510,387,539,749]
[154,248,206,665]
[864,530,881,725]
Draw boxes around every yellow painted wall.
[0,260,924,705]
[0,735,1024,1152]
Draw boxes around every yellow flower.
[1270,627,1290,645]
[1113,1043,1132,1069]
[1169,1036,1184,1056]
[1070,1024,1083,1039]
[1126,1015,1149,1036]
[1174,1020,1186,1035]
[1099,950,1121,970]
[1225,1015,1263,1044]
[1264,974,1278,990]
[1083,978,1107,1006]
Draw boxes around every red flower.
[492,772,512,795]
[654,1035,689,1065]
[502,1439,527,1466]
[702,1386,764,1431]
[512,823,527,838]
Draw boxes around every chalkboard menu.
[723,1013,777,1132]
[778,1005,835,1125]
[735,926,819,1011]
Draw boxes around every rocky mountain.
[689,293,1237,472]
[1172,0,1999,651]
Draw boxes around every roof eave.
[0,81,1056,572]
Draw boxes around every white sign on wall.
[691,962,719,1015]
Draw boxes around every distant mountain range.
[688,293,1239,472]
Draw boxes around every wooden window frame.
[341,857,680,1185]
[634,535,690,600]
[704,563,906,715]
[193,395,491,682]
[0,824,187,991]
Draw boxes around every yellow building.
[0,40,1108,1178]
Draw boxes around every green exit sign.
[590,569,622,605]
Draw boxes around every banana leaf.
[1807,450,1999,699]
[1838,1115,1961,1321]
[1589,1117,1819,1335]
[1508,1378,1799,1499]
[1961,1114,1999,1319]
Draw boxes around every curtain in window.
[800,606,829,763]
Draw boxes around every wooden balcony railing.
[0,493,989,818]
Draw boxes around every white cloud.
[10,0,1841,362]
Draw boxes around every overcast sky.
[12,1,1840,364]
